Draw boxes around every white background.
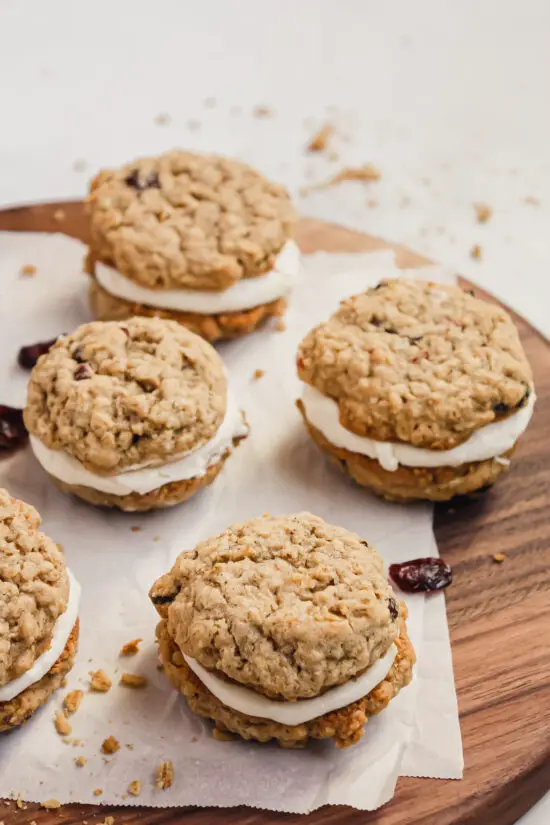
[0,0,548,821]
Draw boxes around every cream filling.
[183,644,397,726]
[29,394,248,496]
[94,240,301,314]
[301,384,535,472]
[0,570,81,703]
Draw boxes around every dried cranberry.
[387,597,399,619]
[74,363,94,380]
[0,406,28,453]
[124,169,160,191]
[493,402,509,414]
[389,558,452,593]
[17,336,62,370]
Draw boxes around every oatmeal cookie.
[156,610,413,748]
[86,151,296,291]
[150,512,400,701]
[88,277,286,343]
[24,317,227,474]
[297,279,532,450]
[0,489,69,687]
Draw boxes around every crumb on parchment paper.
[102,736,120,754]
[470,244,482,260]
[120,638,143,656]
[75,756,87,767]
[119,673,148,688]
[154,113,171,126]
[93,788,103,797]
[20,264,37,277]
[253,105,273,118]
[128,780,142,797]
[64,689,84,714]
[252,369,265,381]
[90,670,112,692]
[130,525,141,533]
[155,761,174,790]
[54,711,71,736]
[474,203,493,223]
[307,124,333,152]
[301,163,381,196]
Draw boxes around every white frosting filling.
[94,240,301,314]
[184,644,397,726]
[30,393,248,495]
[0,570,81,703]
[301,384,535,472]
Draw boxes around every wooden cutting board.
[1,202,549,825]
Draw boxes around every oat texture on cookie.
[87,151,296,291]
[24,317,227,474]
[150,512,400,701]
[297,279,532,450]
[0,488,69,687]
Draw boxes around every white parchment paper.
[0,233,462,812]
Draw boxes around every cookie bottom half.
[156,609,414,748]
[89,278,286,343]
[297,400,511,502]
[0,620,79,733]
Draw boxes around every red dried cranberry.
[0,406,28,453]
[389,558,452,593]
[387,597,399,619]
[74,363,94,380]
[124,169,160,191]
[18,336,62,370]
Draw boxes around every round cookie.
[150,512,414,747]
[85,150,297,342]
[24,317,247,512]
[297,279,534,502]
[0,488,79,731]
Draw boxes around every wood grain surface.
[1,202,549,825]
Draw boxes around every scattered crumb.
[41,799,61,810]
[474,203,492,223]
[154,113,171,126]
[128,781,142,797]
[203,97,216,108]
[102,736,120,754]
[155,761,174,790]
[524,195,540,206]
[213,728,234,742]
[493,553,505,563]
[330,163,381,184]
[64,689,84,715]
[93,789,103,797]
[191,736,198,743]
[153,535,161,542]
[74,756,87,767]
[20,264,37,277]
[366,199,379,208]
[470,244,482,260]
[253,105,273,118]
[252,369,265,381]
[275,319,286,332]
[119,673,148,689]
[307,123,334,152]
[89,669,112,692]
[120,638,143,656]
[73,159,87,172]
[130,525,141,533]
[54,711,72,736]
[53,208,66,223]
[186,119,201,131]
[125,743,135,751]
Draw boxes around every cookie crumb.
[474,203,492,223]
[253,105,273,118]
[330,163,381,185]
[154,535,161,542]
[54,711,72,736]
[120,638,143,656]
[130,525,141,533]
[155,761,174,790]
[307,124,333,152]
[154,113,171,126]
[73,159,87,172]
[64,689,84,715]
[74,756,87,767]
[524,195,540,206]
[367,199,379,208]
[470,244,482,260]
[275,319,286,332]
[93,789,103,797]
[53,208,66,223]
[493,553,505,563]
[102,736,120,754]
[125,743,134,750]
[128,781,142,797]
[119,673,148,688]
[212,728,234,741]
[90,669,112,692]
[41,799,61,810]
[20,264,37,277]
[252,369,265,381]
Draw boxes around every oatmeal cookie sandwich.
[1,488,80,731]
[24,317,248,512]
[86,150,299,342]
[150,512,414,748]
[296,279,535,501]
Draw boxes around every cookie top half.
[150,512,399,701]
[24,317,227,474]
[297,279,533,450]
[0,489,69,687]
[87,150,296,291]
